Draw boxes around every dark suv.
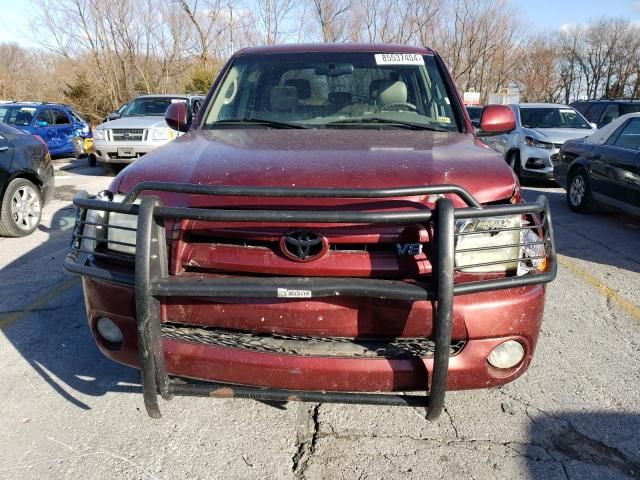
[64,44,556,419]
[571,99,640,129]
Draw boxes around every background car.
[93,94,204,174]
[465,105,483,127]
[571,99,640,129]
[0,102,93,160]
[481,103,595,180]
[0,123,54,236]
[102,102,129,123]
[553,112,640,215]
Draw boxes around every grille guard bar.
[64,183,557,420]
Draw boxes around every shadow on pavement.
[1,203,140,411]
[526,411,640,479]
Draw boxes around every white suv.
[94,94,204,173]
[482,103,595,181]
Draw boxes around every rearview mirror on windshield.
[315,63,354,76]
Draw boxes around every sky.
[0,0,639,48]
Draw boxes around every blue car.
[0,102,93,158]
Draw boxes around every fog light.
[487,340,525,369]
[96,317,123,349]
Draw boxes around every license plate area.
[118,147,135,157]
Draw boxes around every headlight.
[83,192,137,255]
[150,128,176,141]
[525,136,553,149]
[455,216,521,273]
[455,216,548,275]
[94,129,106,140]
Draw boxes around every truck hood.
[526,127,595,144]
[114,129,517,205]
[96,116,169,130]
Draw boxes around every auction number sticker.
[277,288,312,298]
[375,53,424,65]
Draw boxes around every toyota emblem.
[279,230,328,262]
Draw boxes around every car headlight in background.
[150,128,176,141]
[455,216,548,275]
[94,129,106,140]
[525,136,553,149]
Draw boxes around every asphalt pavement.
[0,158,638,479]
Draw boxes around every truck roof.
[236,43,435,56]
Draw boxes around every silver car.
[482,103,595,180]
[93,94,204,173]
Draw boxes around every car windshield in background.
[622,103,640,115]
[466,106,482,123]
[520,107,591,129]
[122,98,186,117]
[0,106,37,126]
[204,52,460,131]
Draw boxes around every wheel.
[508,151,521,179]
[567,168,593,213]
[0,178,43,237]
[88,153,97,167]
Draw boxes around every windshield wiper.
[326,117,448,131]
[210,118,309,129]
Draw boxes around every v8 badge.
[395,243,423,256]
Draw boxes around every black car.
[465,105,483,127]
[0,123,55,236]
[571,99,640,129]
[553,113,640,215]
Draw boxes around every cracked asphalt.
[0,158,639,479]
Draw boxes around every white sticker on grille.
[277,288,312,298]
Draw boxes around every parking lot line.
[0,276,80,330]
[558,255,640,322]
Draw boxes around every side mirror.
[479,105,515,134]
[36,120,49,127]
[590,122,598,129]
[165,103,191,133]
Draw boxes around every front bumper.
[94,140,165,163]
[520,145,557,179]
[64,182,557,419]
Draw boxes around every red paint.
[85,45,548,395]
[480,104,516,133]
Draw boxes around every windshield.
[122,97,187,117]
[0,106,37,126]
[622,104,640,115]
[203,52,460,131]
[520,107,591,129]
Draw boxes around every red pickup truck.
[65,44,556,419]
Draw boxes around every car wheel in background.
[567,168,593,213]
[508,151,521,179]
[88,153,97,167]
[0,178,43,237]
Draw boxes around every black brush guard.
[64,182,557,419]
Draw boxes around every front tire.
[508,151,521,179]
[88,153,97,167]
[0,178,43,237]
[567,168,593,213]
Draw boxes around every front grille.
[161,323,466,358]
[111,129,145,142]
